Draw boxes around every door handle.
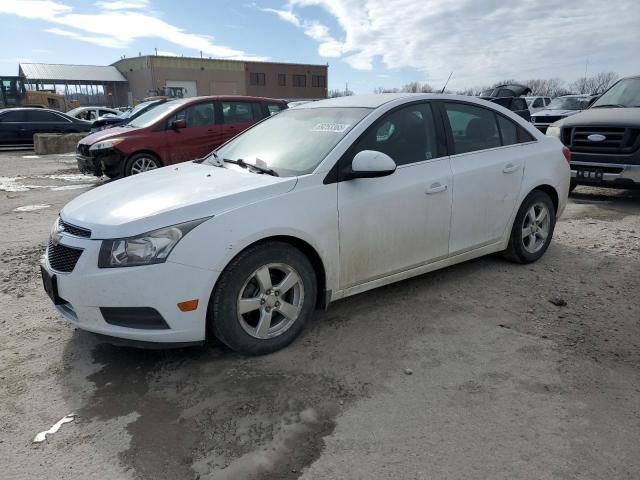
[426,182,448,194]
[503,163,520,174]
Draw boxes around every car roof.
[0,107,64,112]
[164,95,288,106]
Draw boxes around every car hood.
[556,107,640,127]
[79,126,134,145]
[60,162,297,239]
[532,109,579,118]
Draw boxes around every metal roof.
[19,63,127,82]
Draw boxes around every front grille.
[59,219,91,238]
[565,126,640,154]
[534,115,562,124]
[77,144,90,156]
[48,240,83,273]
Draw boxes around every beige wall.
[245,62,328,100]
[113,56,328,103]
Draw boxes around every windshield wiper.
[223,158,279,177]
[591,103,625,108]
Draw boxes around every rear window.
[267,103,285,116]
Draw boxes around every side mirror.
[171,119,187,130]
[346,150,396,180]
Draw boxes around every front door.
[442,102,526,254]
[165,101,222,164]
[337,102,452,288]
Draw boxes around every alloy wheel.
[130,157,158,175]
[521,202,551,254]
[237,263,305,339]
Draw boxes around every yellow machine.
[22,90,79,111]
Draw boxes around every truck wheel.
[503,190,556,264]
[209,241,317,355]
[124,153,162,176]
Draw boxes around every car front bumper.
[570,161,640,188]
[41,232,220,344]
[76,148,125,177]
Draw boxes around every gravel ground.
[1,151,639,480]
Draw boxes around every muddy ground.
[0,151,639,479]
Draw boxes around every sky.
[1,0,639,93]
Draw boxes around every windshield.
[547,97,589,110]
[122,100,159,120]
[206,107,371,177]
[591,78,640,108]
[127,101,180,128]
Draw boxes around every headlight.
[98,218,209,268]
[89,138,124,152]
[545,126,561,139]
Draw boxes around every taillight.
[562,146,571,164]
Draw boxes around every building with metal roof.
[19,63,127,83]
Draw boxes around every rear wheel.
[503,190,556,264]
[209,241,317,355]
[124,153,162,176]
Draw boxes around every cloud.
[262,7,343,57]
[271,0,640,87]
[0,0,267,61]
[94,0,149,10]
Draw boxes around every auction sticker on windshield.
[311,123,351,133]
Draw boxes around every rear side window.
[222,101,254,123]
[267,103,284,116]
[497,115,519,145]
[27,110,68,122]
[0,110,26,122]
[444,103,500,154]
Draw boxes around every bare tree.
[569,72,618,95]
[400,81,434,93]
[525,78,565,97]
[328,87,354,98]
[373,86,399,94]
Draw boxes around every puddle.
[73,343,354,480]
[13,204,51,212]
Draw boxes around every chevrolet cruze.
[41,94,570,355]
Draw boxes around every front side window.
[211,107,371,176]
[169,102,215,128]
[293,75,306,87]
[444,103,500,154]
[350,103,439,166]
[222,101,254,124]
[250,72,266,86]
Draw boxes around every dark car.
[77,95,288,178]
[546,75,640,191]
[0,108,91,148]
[90,98,167,132]
[479,84,533,121]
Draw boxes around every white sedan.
[41,93,570,355]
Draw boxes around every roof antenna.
[440,71,453,93]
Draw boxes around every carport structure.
[18,63,129,107]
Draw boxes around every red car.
[76,96,288,178]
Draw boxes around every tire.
[503,190,556,264]
[209,241,317,355]
[124,153,162,176]
[569,179,577,193]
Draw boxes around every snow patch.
[13,204,51,212]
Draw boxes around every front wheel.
[209,241,317,355]
[124,153,162,176]
[503,190,556,264]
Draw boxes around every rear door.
[441,101,527,253]
[0,110,27,144]
[219,100,256,143]
[165,101,221,164]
